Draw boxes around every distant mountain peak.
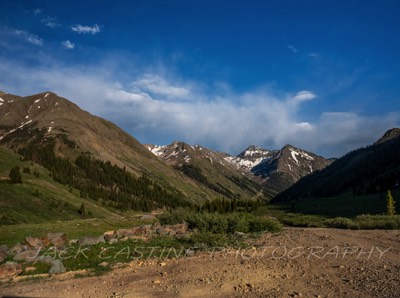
[375,128,400,145]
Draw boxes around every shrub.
[280,213,324,227]
[189,231,229,247]
[355,214,400,229]
[9,166,22,184]
[158,209,282,235]
[324,217,359,229]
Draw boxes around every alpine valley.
[0,91,399,224]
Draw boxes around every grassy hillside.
[0,146,120,225]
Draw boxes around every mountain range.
[0,91,399,218]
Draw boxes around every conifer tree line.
[18,137,192,211]
[275,136,400,201]
[198,197,264,213]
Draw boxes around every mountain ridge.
[274,128,400,202]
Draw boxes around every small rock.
[69,239,79,245]
[99,262,109,267]
[153,279,161,284]
[116,228,139,237]
[37,256,55,264]
[0,262,22,279]
[185,249,195,257]
[108,238,118,244]
[103,230,117,241]
[78,236,105,246]
[159,262,167,267]
[25,236,50,248]
[13,250,40,262]
[48,259,66,274]
[24,266,37,273]
[9,243,28,254]
[151,222,162,230]
[47,233,67,247]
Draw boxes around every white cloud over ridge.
[0,59,398,158]
[71,24,101,34]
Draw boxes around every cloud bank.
[0,59,398,158]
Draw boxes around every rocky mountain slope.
[274,128,400,202]
[251,144,333,193]
[223,144,332,194]
[145,141,267,200]
[147,142,332,197]
[0,91,265,207]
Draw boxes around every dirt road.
[2,227,400,297]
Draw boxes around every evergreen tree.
[78,202,86,216]
[386,190,396,216]
[9,166,22,184]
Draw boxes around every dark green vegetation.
[158,209,282,246]
[17,135,192,212]
[274,133,400,202]
[259,189,400,229]
[8,166,22,184]
[0,147,121,225]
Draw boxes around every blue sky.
[1,0,399,157]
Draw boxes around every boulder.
[13,249,40,262]
[47,233,67,247]
[151,222,162,230]
[135,225,152,236]
[48,259,66,274]
[0,262,22,279]
[37,255,54,264]
[69,239,79,245]
[25,236,50,248]
[9,243,29,254]
[104,230,117,241]
[78,236,105,246]
[171,223,189,234]
[116,228,138,237]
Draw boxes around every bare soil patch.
[2,227,400,298]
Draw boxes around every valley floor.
[2,227,400,298]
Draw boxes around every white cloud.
[62,40,75,49]
[308,52,318,58]
[12,30,43,46]
[0,59,398,158]
[132,74,190,99]
[33,9,42,15]
[41,16,60,28]
[71,24,101,34]
[288,45,298,53]
[291,90,317,102]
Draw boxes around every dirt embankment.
[2,227,400,298]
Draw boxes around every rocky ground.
[2,227,400,298]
